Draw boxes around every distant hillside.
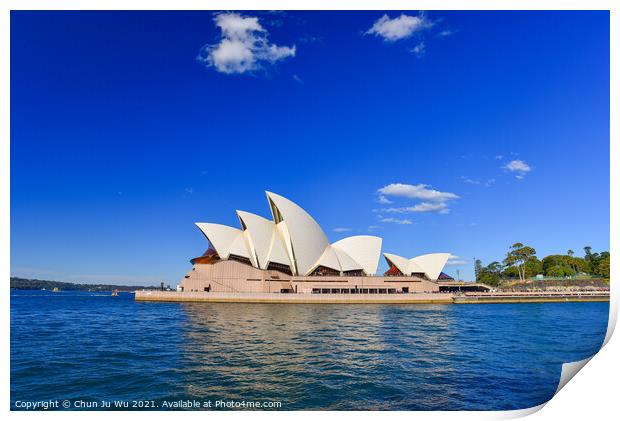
[10,277,162,292]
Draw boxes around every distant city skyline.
[11,11,610,285]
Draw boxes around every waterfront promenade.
[134,290,609,304]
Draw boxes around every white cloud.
[380,217,413,225]
[332,227,352,233]
[381,202,448,214]
[445,254,467,266]
[411,41,425,57]
[184,187,194,194]
[377,195,393,204]
[461,176,480,185]
[503,159,532,179]
[198,13,295,74]
[367,225,382,232]
[378,183,459,202]
[366,13,433,42]
[438,29,455,37]
[494,154,504,160]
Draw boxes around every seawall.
[453,291,610,304]
[134,291,454,304]
[134,291,610,304]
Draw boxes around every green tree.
[504,243,537,281]
[523,256,543,278]
[476,260,503,287]
[547,265,572,277]
[596,255,610,278]
[475,259,483,281]
[502,266,520,279]
[542,255,574,277]
[572,257,587,274]
[583,246,599,274]
[480,262,503,287]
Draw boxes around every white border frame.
[2,1,616,420]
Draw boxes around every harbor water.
[10,290,608,410]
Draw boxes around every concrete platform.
[134,291,454,304]
[134,290,609,304]
[453,291,610,304]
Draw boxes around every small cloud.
[381,202,448,214]
[461,176,480,185]
[292,74,303,83]
[184,187,194,194]
[377,195,393,204]
[438,29,456,37]
[494,154,504,160]
[197,12,295,74]
[446,254,468,266]
[367,225,382,232]
[485,178,496,187]
[411,41,425,57]
[378,183,459,202]
[332,227,352,233]
[446,255,468,266]
[366,13,433,42]
[380,217,413,225]
[299,35,323,43]
[503,159,532,179]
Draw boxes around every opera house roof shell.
[195,191,450,280]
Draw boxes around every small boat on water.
[52,287,60,293]
[111,289,119,297]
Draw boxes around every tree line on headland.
[475,244,610,287]
[9,277,162,292]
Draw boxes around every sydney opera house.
[179,192,459,295]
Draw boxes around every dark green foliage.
[10,277,160,291]
[476,244,610,285]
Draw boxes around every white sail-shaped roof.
[410,253,451,280]
[229,233,251,259]
[241,230,259,267]
[195,223,245,260]
[194,191,450,280]
[236,211,274,269]
[332,236,382,275]
[311,246,343,273]
[333,247,364,272]
[266,191,330,276]
[383,253,412,275]
[383,252,449,280]
[267,226,292,268]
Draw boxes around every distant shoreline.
[10,277,161,292]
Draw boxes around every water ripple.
[11,291,608,410]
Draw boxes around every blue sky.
[11,11,609,285]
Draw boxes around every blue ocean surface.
[10,290,608,410]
